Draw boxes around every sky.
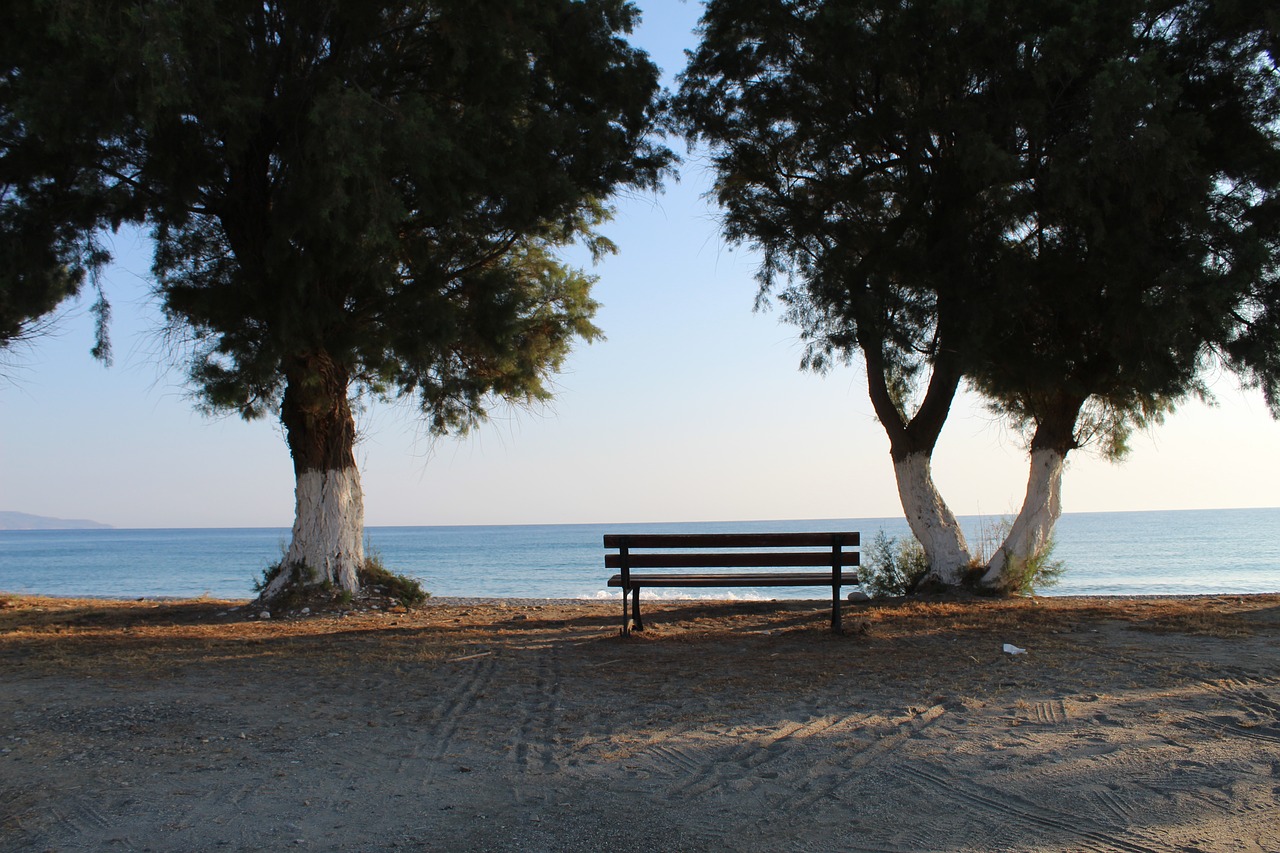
[1,1,1278,530]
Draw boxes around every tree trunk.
[978,447,1066,590]
[893,451,973,585]
[979,394,1084,591]
[863,340,973,583]
[262,352,364,601]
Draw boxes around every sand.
[2,592,1278,852]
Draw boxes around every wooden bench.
[604,532,860,636]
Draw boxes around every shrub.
[860,530,931,598]
[969,516,1066,596]
[358,550,429,607]
[992,537,1066,596]
[251,547,429,609]
[252,559,284,594]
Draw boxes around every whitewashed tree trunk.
[980,447,1066,589]
[263,351,366,602]
[894,451,973,584]
[266,466,364,598]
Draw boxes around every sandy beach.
[2,592,1278,852]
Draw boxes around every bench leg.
[632,588,644,631]
[831,586,842,633]
[619,587,645,636]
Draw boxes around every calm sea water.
[1,508,1277,601]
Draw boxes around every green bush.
[860,530,931,598]
[252,547,429,609]
[970,516,1067,596]
[359,550,429,606]
[991,537,1066,596]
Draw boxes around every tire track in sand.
[644,706,944,807]
[663,712,869,800]
[895,762,1168,853]
[46,796,116,848]
[1178,675,1280,745]
[778,704,947,812]
[419,652,500,767]
[510,648,565,776]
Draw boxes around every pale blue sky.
[2,1,1277,529]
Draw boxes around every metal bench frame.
[604,532,860,635]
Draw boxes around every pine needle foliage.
[10,0,670,426]
[678,0,1279,458]
[0,2,117,364]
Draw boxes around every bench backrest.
[604,532,860,571]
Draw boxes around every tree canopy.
[969,0,1280,453]
[0,1,116,362]
[121,0,669,430]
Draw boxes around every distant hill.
[0,511,112,530]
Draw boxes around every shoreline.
[4,590,1278,605]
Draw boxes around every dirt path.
[2,594,1278,852]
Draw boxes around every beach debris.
[1003,643,1027,655]
[450,651,492,662]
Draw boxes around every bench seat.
[608,571,860,588]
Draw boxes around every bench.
[604,532,860,636]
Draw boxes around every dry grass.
[2,592,1275,682]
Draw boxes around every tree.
[964,0,1280,587]
[15,0,669,600]
[678,0,1280,590]
[677,0,1039,583]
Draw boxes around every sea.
[1,508,1277,601]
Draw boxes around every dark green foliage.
[251,558,322,613]
[968,518,1066,596]
[12,0,668,427]
[677,0,1279,455]
[860,530,930,598]
[0,1,120,360]
[964,0,1280,454]
[133,0,669,429]
[676,0,1036,453]
[678,0,1279,589]
[252,561,284,596]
